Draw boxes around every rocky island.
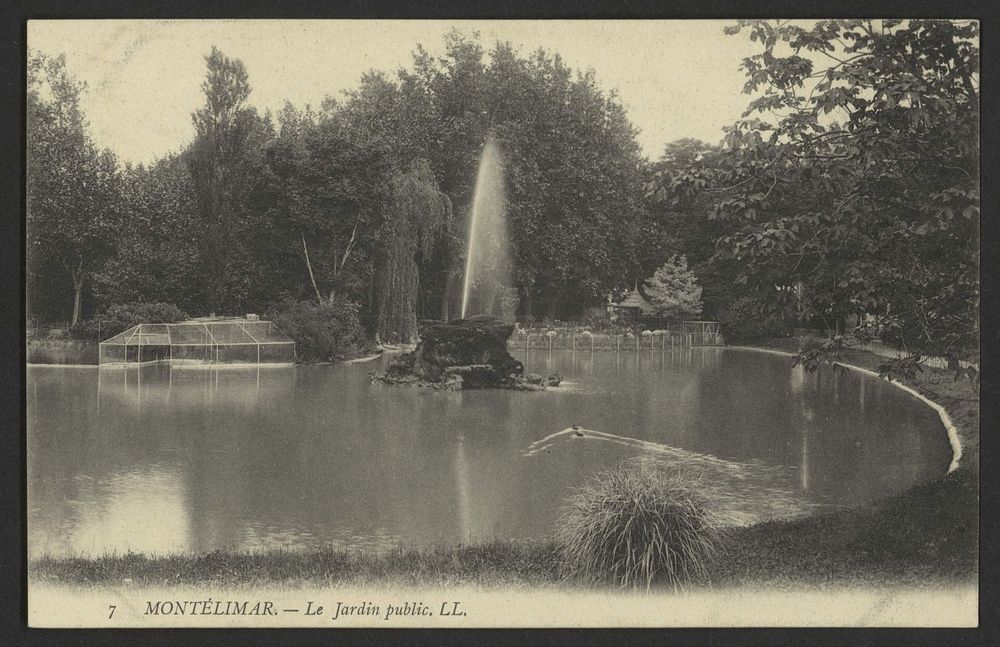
[372,315,561,390]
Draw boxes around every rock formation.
[372,315,561,390]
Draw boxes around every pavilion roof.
[612,289,655,314]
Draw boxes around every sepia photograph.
[23,18,980,628]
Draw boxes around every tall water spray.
[460,135,512,320]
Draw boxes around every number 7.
[108,605,117,619]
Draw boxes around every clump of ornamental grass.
[556,461,728,590]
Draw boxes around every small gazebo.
[608,288,655,324]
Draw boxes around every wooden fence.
[508,328,723,352]
[852,339,978,371]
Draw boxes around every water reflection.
[28,349,951,557]
[29,466,190,557]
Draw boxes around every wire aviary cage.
[98,321,296,366]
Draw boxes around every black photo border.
[1,2,996,645]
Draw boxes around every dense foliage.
[339,33,650,320]
[26,22,979,368]
[650,19,979,364]
[27,53,122,326]
[82,302,188,340]
[642,256,703,320]
[716,292,792,343]
[265,299,370,363]
[376,159,452,343]
[92,155,205,312]
[186,47,274,314]
[27,32,651,338]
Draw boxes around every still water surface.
[27,348,951,557]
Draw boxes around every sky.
[27,19,763,165]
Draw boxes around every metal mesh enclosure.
[98,321,295,366]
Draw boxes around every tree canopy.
[27,52,122,326]
[643,256,703,320]
[187,46,273,314]
[26,22,980,370]
[377,159,453,343]
[651,19,979,362]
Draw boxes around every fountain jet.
[460,135,512,320]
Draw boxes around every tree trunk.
[72,283,82,328]
[70,259,84,328]
[522,289,533,321]
[301,231,323,305]
[546,291,563,321]
[440,271,452,321]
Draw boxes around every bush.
[643,255,703,320]
[266,299,372,363]
[582,306,611,331]
[556,462,727,590]
[717,294,791,342]
[80,302,188,340]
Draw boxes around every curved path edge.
[729,345,963,474]
[344,353,384,364]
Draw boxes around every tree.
[342,32,648,321]
[376,159,452,343]
[28,32,652,333]
[26,51,122,326]
[187,47,270,315]
[491,46,647,319]
[643,256,703,320]
[92,155,206,313]
[644,139,734,319]
[654,20,979,362]
[256,102,391,310]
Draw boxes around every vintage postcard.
[25,18,979,628]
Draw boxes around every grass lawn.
[29,540,565,590]
[30,338,979,591]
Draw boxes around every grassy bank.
[27,339,99,365]
[29,339,979,591]
[30,540,565,590]
[701,467,977,590]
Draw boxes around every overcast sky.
[28,19,763,165]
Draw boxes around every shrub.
[81,302,188,340]
[717,294,791,342]
[266,299,372,363]
[556,462,727,590]
[582,306,611,331]
[643,255,703,320]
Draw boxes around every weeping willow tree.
[376,159,452,344]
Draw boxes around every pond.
[27,348,952,558]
